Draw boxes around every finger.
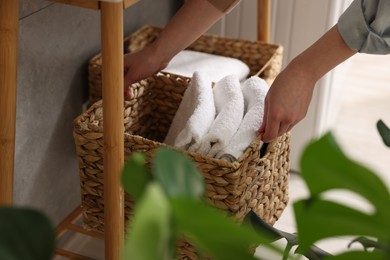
[124,85,132,99]
[258,100,269,135]
[277,123,291,139]
[258,120,266,135]
[124,71,134,90]
[261,116,280,143]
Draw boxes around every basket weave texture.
[88,25,283,106]
[74,72,290,244]
[76,25,289,259]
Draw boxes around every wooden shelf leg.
[101,2,125,260]
[257,0,271,42]
[0,0,19,205]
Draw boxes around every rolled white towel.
[164,71,216,150]
[191,75,244,157]
[162,50,250,82]
[217,76,269,162]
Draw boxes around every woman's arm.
[259,25,357,142]
[260,0,390,142]
[124,0,224,93]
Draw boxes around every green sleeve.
[337,0,390,54]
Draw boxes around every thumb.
[124,69,136,89]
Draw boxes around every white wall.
[209,0,352,171]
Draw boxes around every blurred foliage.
[120,119,390,259]
[0,207,55,260]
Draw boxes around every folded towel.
[164,71,216,149]
[217,76,269,162]
[162,50,250,82]
[191,75,244,157]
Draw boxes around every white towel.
[164,71,216,149]
[191,75,244,157]
[217,76,269,162]
[162,50,250,82]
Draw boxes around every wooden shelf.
[55,205,104,260]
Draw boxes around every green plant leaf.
[121,152,152,201]
[0,207,55,260]
[327,250,387,259]
[171,199,280,260]
[294,198,388,253]
[124,182,175,260]
[377,120,390,147]
[153,148,205,199]
[300,132,390,218]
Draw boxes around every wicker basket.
[74,72,290,258]
[76,25,289,259]
[87,25,283,106]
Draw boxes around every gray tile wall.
[15,0,181,224]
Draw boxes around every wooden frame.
[50,0,139,9]
[0,1,272,259]
[258,0,271,42]
[55,206,104,260]
[0,0,19,206]
[100,2,125,259]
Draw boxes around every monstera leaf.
[294,132,390,258]
[122,148,279,260]
[377,120,390,147]
[0,207,55,260]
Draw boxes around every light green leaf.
[124,183,175,260]
[300,132,390,218]
[153,148,205,199]
[294,199,388,253]
[377,120,390,147]
[0,207,55,260]
[121,152,152,201]
[171,199,279,260]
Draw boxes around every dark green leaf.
[124,182,175,260]
[377,120,390,147]
[326,250,387,259]
[171,199,281,260]
[0,207,55,260]
[121,152,152,201]
[294,199,388,253]
[153,148,205,199]
[300,132,390,218]
[282,243,293,260]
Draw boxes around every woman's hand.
[123,44,168,98]
[258,62,316,142]
[123,0,224,98]
[259,25,356,142]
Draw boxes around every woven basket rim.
[88,24,284,62]
[134,24,283,49]
[74,98,282,169]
